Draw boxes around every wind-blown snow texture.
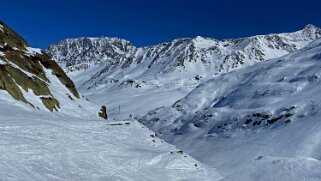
[139,38,321,180]
[47,24,321,119]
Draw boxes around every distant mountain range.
[47,24,321,91]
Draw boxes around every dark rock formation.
[98,105,108,120]
[0,20,80,111]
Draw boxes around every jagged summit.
[47,37,135,71]
[303,24,319,30]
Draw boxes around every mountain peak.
[300,24,321,38]
[303,24,320,30]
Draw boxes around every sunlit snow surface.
[0,92,221,180]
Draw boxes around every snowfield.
[138,38,321,180]
[0,92,222,180]
[83,84,194,120]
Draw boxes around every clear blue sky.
[1,0,321,48]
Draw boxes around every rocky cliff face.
[47,37,136,72]
[0,21,79,111]
[47,25,321,91]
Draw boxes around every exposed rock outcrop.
[0,21,80,111]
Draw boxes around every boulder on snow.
[98,105,108,120]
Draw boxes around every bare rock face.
[0,20,80,111]
[98,105,108,120]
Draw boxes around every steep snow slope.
[138,38,321,180]
[47,25,321,119]
[0,91,222,180]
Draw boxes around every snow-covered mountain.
[47,24,321,91]
[138,38,321,180]
[46,24,321,120]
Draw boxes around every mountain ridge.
[45,24,321,120]
[47,24,321,92]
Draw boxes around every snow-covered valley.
[3,16,321,180]
[47,26,321,180]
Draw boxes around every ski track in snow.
[0,107,221,181]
